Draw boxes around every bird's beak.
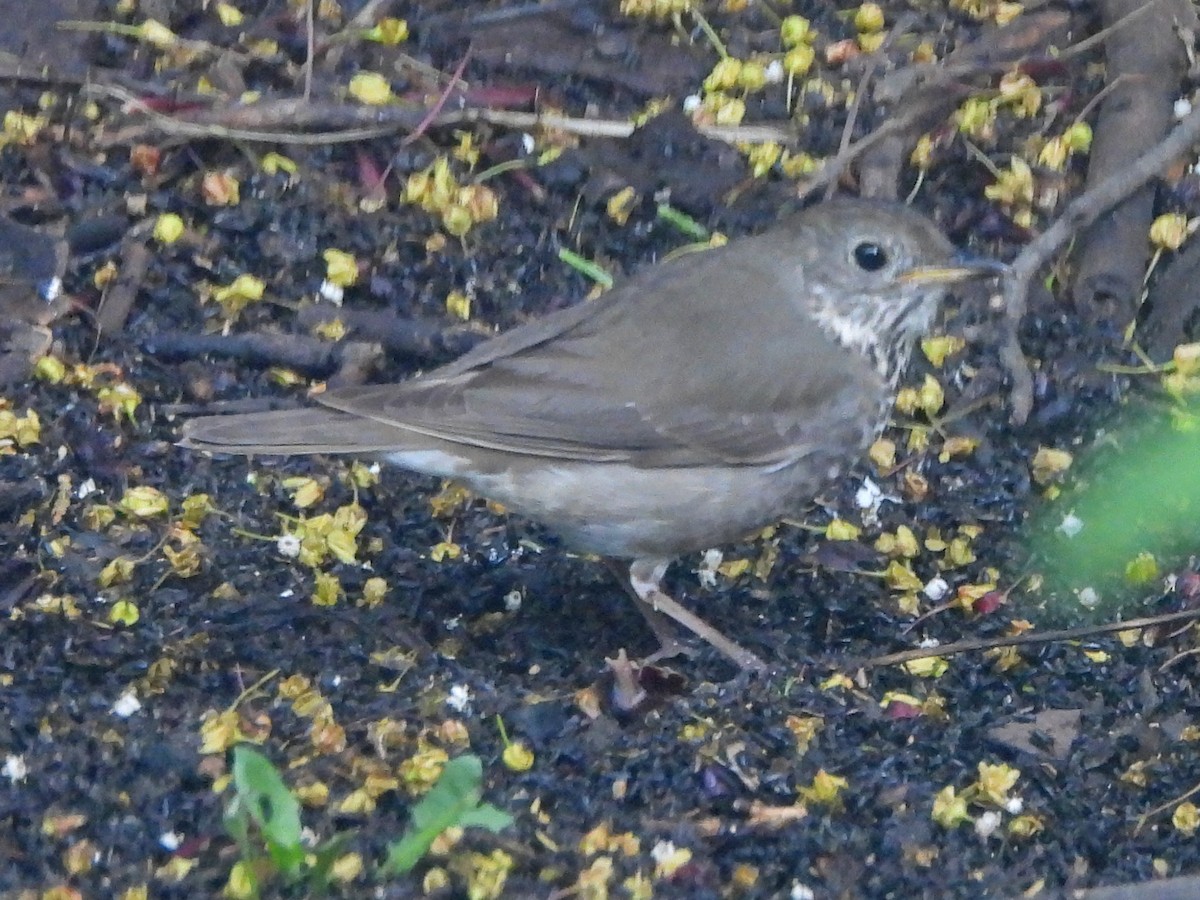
[898,250,1009,285]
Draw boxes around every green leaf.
[457,804,513,831]
[1028,410,1200,620]
[382,755,512,876]
[557,248,613,288]
[223,798,251,848]
[231,745,306,877]
[383,829,437,876]
[656,203,709,240]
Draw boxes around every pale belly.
[387,447,849,559]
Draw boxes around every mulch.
[3,1,1200,897]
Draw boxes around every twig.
[345,0,393,29]
[850,606,1200,669]
[795,98,965,200]
[688,6,728,59]
[999,101,1200,424]
[88,82,797,148]
[95,236,151,335]
[422,0,588,28]
[827,51,880,201]
[803,8,1075,199]
[0,59,89,88]
[400,47,472,147]
[87,84,417,145]
[1068,0,1194,321]
[1158,645,1200,671]
[1135,778,1200,833]
[294,305,484,361]
[455,108,797,146]
[828,12,918,201]
[303,0,315,102]
[141,331,378,375]
[1069,72,1136,128]
[1053,0,1168,63]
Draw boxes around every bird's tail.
[179,407,410,455]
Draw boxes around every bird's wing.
[320,235,886,467]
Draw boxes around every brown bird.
[181,199,1003,671]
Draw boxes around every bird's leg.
[606,559,695,663]
[624,558,768,673]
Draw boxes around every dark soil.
[3,1,1200,898]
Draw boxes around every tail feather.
[179,407,409,455]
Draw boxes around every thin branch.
[826,13,919,201]
[1136,778,1200,833]
[1053,0,1169,63]
[87,82,797,148]
[850,607,1200,669]
[400,47,472,147]
[999,101,1200,424]
[303,0,315,102]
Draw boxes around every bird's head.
[783,200,1007,384]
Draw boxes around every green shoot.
[224,745,352,898]
[382,755,513,876]
[558,248,613,288]
[656,203,710,240]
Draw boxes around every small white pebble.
[521,133,536,155]
[923,576,949,602]
[856,476,883,510]
[76,478,98,500]
[1057,512,1084,538]
[40,276,63,302]
[504,590,523,613]
[318,280,344,305]
[975,810,1002,839]
[112,692,142,718]
[159,831,182,851]
[444,615,462,631]
[682,94,702,113]
[446,684,472,712]
[1175,97,1193,119]
[1005,797,1024,814]
[279,588,294,599]
[1077,587,1101,609]
[276,534,301,558]
[650,840,678,864]
[790,883,816,900]
[918,637,941,649]
[856,477,890,525]
[764,59,785,84]
[3,755,28,783]
[695,548,723,588]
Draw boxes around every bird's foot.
[640,638,698,667]
[639,587,767,673]
[623,558,768,673]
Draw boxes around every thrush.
[181,199,1004,671]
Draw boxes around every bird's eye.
[852,241,889,272]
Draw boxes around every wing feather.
[318,233,886,467]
